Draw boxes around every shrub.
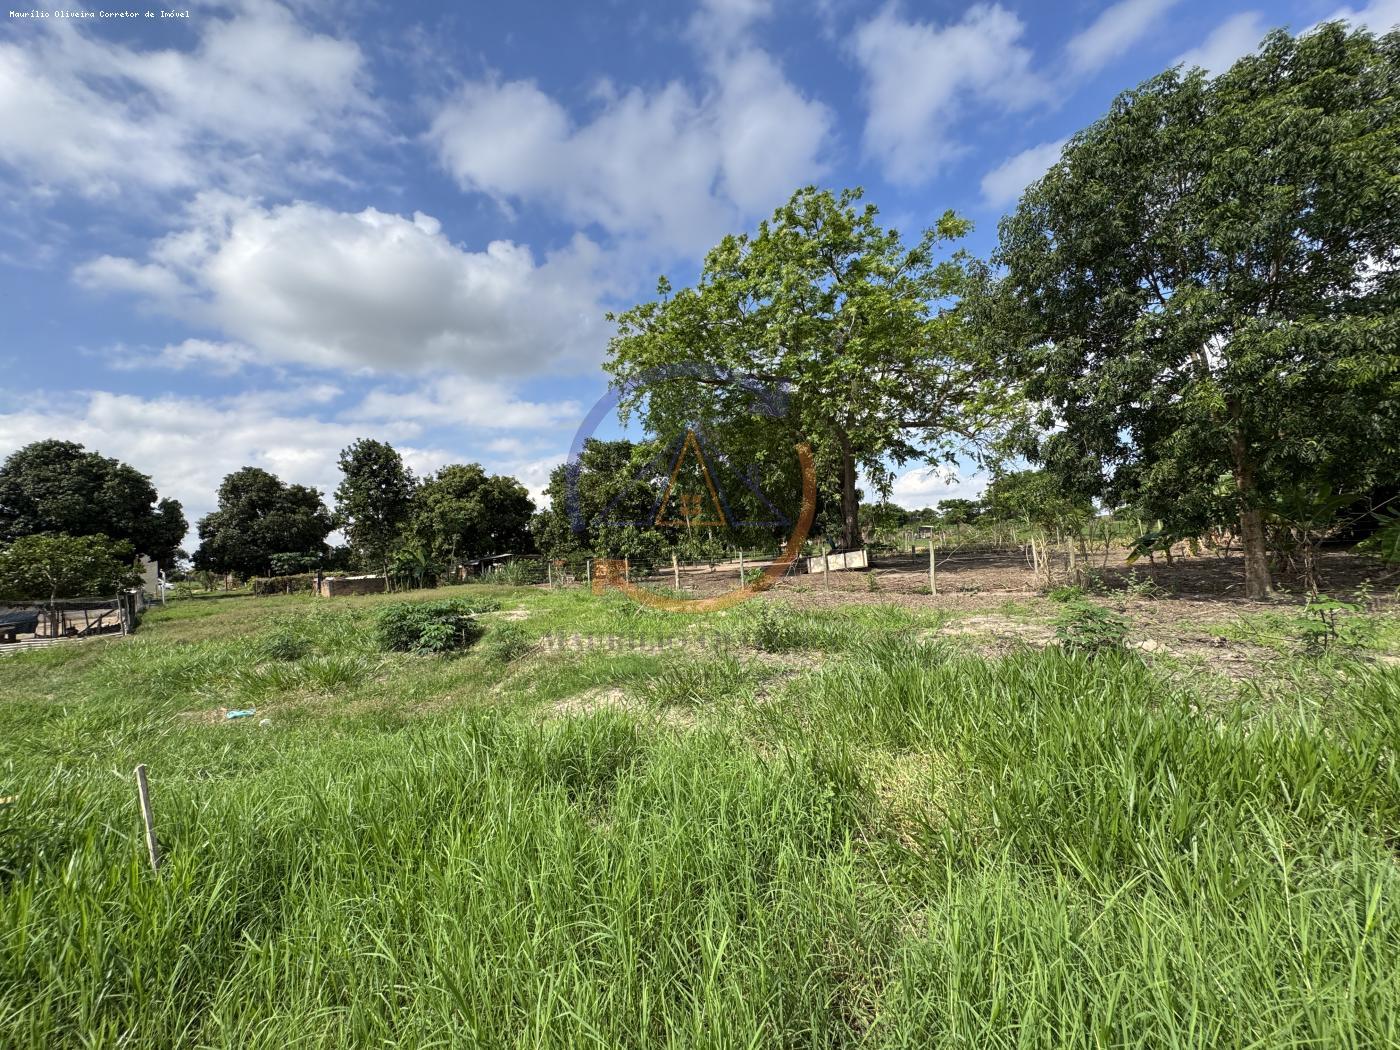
[734,603,807,652]
[481,621,533,663]
[1295,594,1372,655]
[374,599,496,654]
[1054,599,1129,656]
[255,624,311,661]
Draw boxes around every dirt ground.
[626,548,1399,682]
[643,548,1396,609]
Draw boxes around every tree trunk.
[836,430,860,550]
[1229,431,1274,600]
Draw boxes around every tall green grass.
[1,590,1398,1046]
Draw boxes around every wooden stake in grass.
[134,764,161,873]
[738,549,745,586]
[672,553,680,592]
[929,541,937,597]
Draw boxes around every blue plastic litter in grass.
[225,708,256,720]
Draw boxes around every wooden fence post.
[823,551,830,589]
[738,549,745,586]
[672,553,680,591]
[585,559,592,594]
[929,541,937,596]
[134,764,160,873]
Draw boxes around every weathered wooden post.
[823,550,830,589]
[585,559,592,594]
[672,553,680,591]
[134,764,160,873]
[738,549,745,586]
[929,541,937,596]
[624,557,630,584]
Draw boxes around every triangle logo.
[654,430,728,528]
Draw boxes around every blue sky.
[2,0,1395,540]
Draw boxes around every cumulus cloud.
[427,46,831,254]
[350,377,582,430]
[851,4,1045,184]
[0,0,375,198]
[886,465,988,509]
[75,196,613,378]
[1067,0,1180,75]
[0,385,579,538]
[0,389,424,534]
[107,340,265,376]
[981,138,1067,207]
[1174,12,1268,75]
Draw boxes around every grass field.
[2,586,1399,1047]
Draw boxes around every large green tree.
[333,439,415,575]
[993,23,1400,598]
[193,467,333,578]
[606,187,1007,550]
[0,440,186,566]
[532,439,669,563]
[408,464,535,562]
[0,533,141,602]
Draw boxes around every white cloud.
[1067,0,1180,75]
[108,340,264,377]
[1174,12,1267,75]
[1321,0,1400,31]
[981,138,1067,207]
[350,377,582,430]
[0,1,374,199]
[886,465,988,509]
[427,48,831,254]
[852,4,1045,184]
[75,196,612,378]
[0,385,576,540]
[0,389,429,537]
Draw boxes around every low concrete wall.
[315,575,387,597]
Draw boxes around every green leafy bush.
[374,599,497,654]
[1295,594,1372,655]
[1054,599,1129,656]
[734,603,806,652]
[480,621,533,663]
[254,624,311,661]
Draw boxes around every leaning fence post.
[929,541,937,597]
[134,764,160,873]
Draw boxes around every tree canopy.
[0,440,186,566]
[533,439,671,564]
[0,533,141,602]
[408,463,535,562]
[992,23,1400,596]
[193,467,333,578]
[333,439,415,574]
[606,186,1008,550]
